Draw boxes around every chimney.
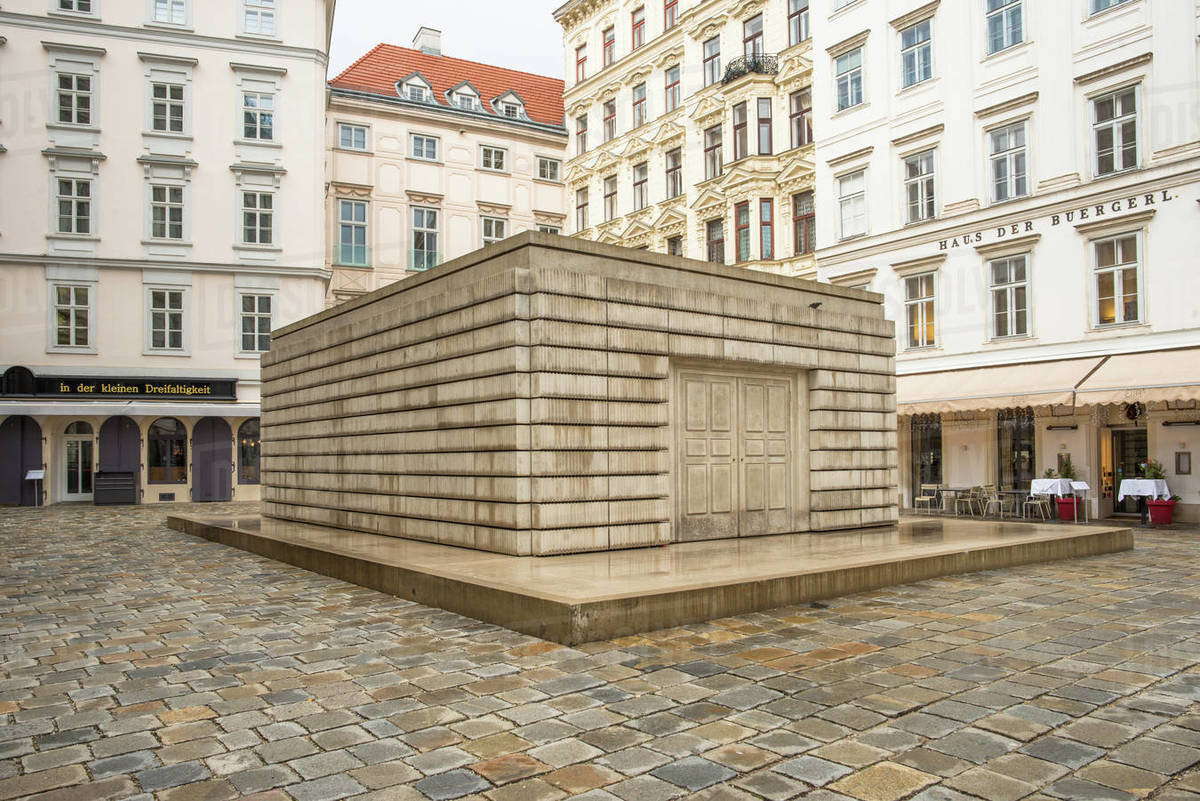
[413,27,442,56]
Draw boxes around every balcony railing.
[722,54,779,84]
[334,245,370,268]
[408,249,441,271]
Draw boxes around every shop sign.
[32,377,237,400]
[938,189,1177,251]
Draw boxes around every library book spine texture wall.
[260,233,897,556]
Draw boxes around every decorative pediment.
[776,151,815,193]
[652,203,687,233]
[565,163,590,185]
[653,119,685,145]
[618,136,651,160]
[406,189,443,204]
[690,185,726,215]
[569,100,591,118]
[720,165,778,203]
[592,149,619,172]
[329,180,372,199]
[655,47,685,70]
[534,210,566,225]
[730,0,765,19]
[476,200,512,216]
[624,65,651,85]
[598,81,622,101]
[689,94,724,127]
[620,215,654,246]
[687,9,728,41]
[595,220,624,244]
[775,52,814,91]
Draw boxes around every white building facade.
[812,0,1200,520]
[0,0,335,506]
[556,0,818,276]
[325,29,568,303]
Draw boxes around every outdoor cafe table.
[1118,478,1171,525]
[1029,478,1074,497]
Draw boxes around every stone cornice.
[974,233,1041,257]
[889,0,939,30]
[975,91,1039,120]
[1074,52,1152,86]
[826,29,870,57]
[890,124,943,149]
[826,145,874,170]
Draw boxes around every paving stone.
[928,728,1020,764]
[412,768,492,800]
[829,761,938,801]
[733,769,810,801]
[286,774,366,801]
[649,756,735,791]
[88,750,160,779]
[135,760,211,792]
[228,764,299,794]
[944,766,1036,801]
[1020,736,1107,769]
[606,773,687,801]
[1044,777,1138,801]
[774,755,854,786]
[1109,738,1200,774]
[1076,759,1167,796]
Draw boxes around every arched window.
[148,417,187,484]
[238,418,260,484]
[65,421,93,436]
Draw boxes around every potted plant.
[1054,458,1084,521]
[1043,467,1057,478]
[1147,493,1180,525]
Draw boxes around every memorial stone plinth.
[260,233,898,555]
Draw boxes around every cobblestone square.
[3,503,1200,800]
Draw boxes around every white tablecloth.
[1117,479,1170,501]
[1030,478,1074,497]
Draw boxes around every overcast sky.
[328,0,567,81]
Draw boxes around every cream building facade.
[811,0,1200,521]
[0,0,335,506]
[556,0,817,276]
[324,29,569,304]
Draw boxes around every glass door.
[1112,428,1147,515]
[63,422,95,502]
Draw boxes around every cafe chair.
[1024,493,1052,520]
[983,487,1015,518]
[913,484,941,514]
[956,486,984,516]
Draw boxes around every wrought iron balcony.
[722,54,779,84]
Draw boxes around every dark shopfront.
[0,366,260,506]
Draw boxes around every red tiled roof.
[330,44,566,129]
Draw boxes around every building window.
[576,187,589,230]
[664,65,680,112]
[337,199,368,266]
[239,294,272,352]
[149,288,184,350]
[760,198,774,260]
[575,45,587,82]
[632,83,647,128]
[703,37,721,87]
[56,73,92,125]
[904,273,936,349]
[989,254,1028,339]
[481,145,507,171]
[789,89,812,148]
[904,150,936,224]
[238,419,260,484]
[53,285,90,347]
[338,123,367,150]
[704,125,723,179]
[1090,0,1131,14]
[667,236,682,256]
[706,219,725,264]
[835,48,863,111]
[241,191,273,245]
[499,101,522,118]
[757,98,772,155]
[242,92,274,140]
[664,0,678,30]
[833,0,855,8]
[743,14,763,57]
[733,103,748,160]
[150,185,184,240]
[406,84,429,102]
[482,216,506,246]
[1094,233,1139,325]
[665,148,682,198]
[243,0,276,35]
[986,0,1022,54]
[147,418,186,484]
[576,114,588,154]
[151,83,184,132]
[410,134,439,161]
[56,178,91,234]
[735,202,750,262]
[412,207,439,270]
[603,100,616,141]
[57,0,93,12]
[792,191,815,255]
[997,407,1035,492]
[789,0,810,45]
[538,157,561,182]
[633,163,648,210]
[603,175,617,221]
[631,7,646,49]
[602,26,615,67]
[538,225,561,234]
[911,414,942,502]
[900,20,932,89]
[152,0,186,24]
[453,90,480,111]
[989,121,1027,202]
[1093,86,1137,176]
[837,171,866,239]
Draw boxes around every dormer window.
[407,85,429,102]
[493,92,526,120]
[399,74,434,104]
[501,102,521,118]
[455,93,479,110]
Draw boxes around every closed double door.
[676,370,794,541]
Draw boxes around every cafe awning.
[1073,347,1200,405]
[898,357,1104,415]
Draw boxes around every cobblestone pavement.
[3,503,1200,801]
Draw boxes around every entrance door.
[1112,428,1147,515]
[0,416,43,506]
[677,370,793,541]
[99,416,140,474]
[63,421,94,502]
[192,417,232,502]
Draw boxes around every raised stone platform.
[167,514,1133,645]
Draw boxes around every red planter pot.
[1147,500,1176,525]
[1055,497,1084,521]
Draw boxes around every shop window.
[911,413,942,503]
[997,407,1035,490]
[238,418,260,484]
[148,417,186,484]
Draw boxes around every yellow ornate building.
[555,0,815,277]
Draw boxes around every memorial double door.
[677,371,794,541]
